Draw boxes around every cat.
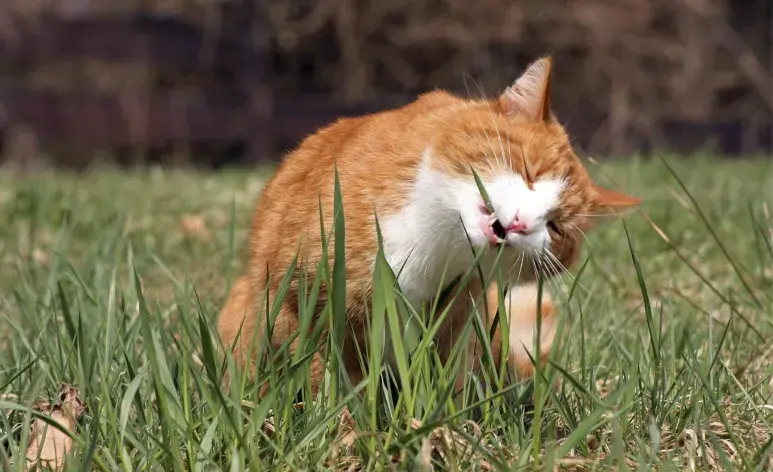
[217,56,640,398]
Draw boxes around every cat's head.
[425,57,640,273]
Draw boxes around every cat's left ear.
[499,57,553,122]
[592,185,642,215]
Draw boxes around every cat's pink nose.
[504,216,533,235]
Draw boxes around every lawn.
[1,156,772,471]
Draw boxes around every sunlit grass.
[1,156,772,470]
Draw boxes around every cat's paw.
[504,282,558,379]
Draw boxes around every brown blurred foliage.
[264,0,772,156]
[0,0,770,169]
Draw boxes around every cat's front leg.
[438,278,559,394]
[493,281,558,380]
[464,281,558,386]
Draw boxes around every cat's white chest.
[379,164,476,309]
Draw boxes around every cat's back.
[246,91,466,282]
[261,90,461,194]
[252,92,463,225]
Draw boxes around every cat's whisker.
[537,258,561,296]
[538,265,557,294]
[544,250,574,283]
[449,124,501,181]
[529,250,554,292]
[545,257,570,294]
[462,72,487,103]
[513,251,526,287]
[465,77,509,181]
[530,258,539,282]
[573,210,638,218]
[556,228,568,256]
[546,249,571,279]
[488,113,510,172]
[544,249,589,295]
[538,253,564,294]
[505,252,525,295]
[487,159,498,183]
[568,223,590,244]
[468,79,509,172]
[543,249,571,280]
[466,90,508,177]
[472,111,502,176]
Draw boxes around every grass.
[1,155,772,470]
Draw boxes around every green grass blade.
[330,165,348,403]
[623,222,659,366]
[660,155,763,309]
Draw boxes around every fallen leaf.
[595,376,619,399]
[262,416,276,435]
[411,419,433,472]
[408,417,491,471]
[255,402,306,437]
[25,383,86,472]
[332,406,358,457]
[180,214,211,241]
[31,248,49,265]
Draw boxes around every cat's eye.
[547,220,563,236]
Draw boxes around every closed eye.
[547,220,563,236]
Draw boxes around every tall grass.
[0,157,772,470]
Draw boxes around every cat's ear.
[592,185,642,215]
[499,57,553,122]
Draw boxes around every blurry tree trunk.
[337,0,369,103]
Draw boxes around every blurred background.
[0,0,770,171]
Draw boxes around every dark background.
[0,0,771,171]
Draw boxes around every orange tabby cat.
[218,57,640,395]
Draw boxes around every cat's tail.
[500,282,558,379]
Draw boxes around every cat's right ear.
[592,185,642,216]
[499,57,553,123]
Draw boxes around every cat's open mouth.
[479,214,508,247]
[491,219,507,241]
